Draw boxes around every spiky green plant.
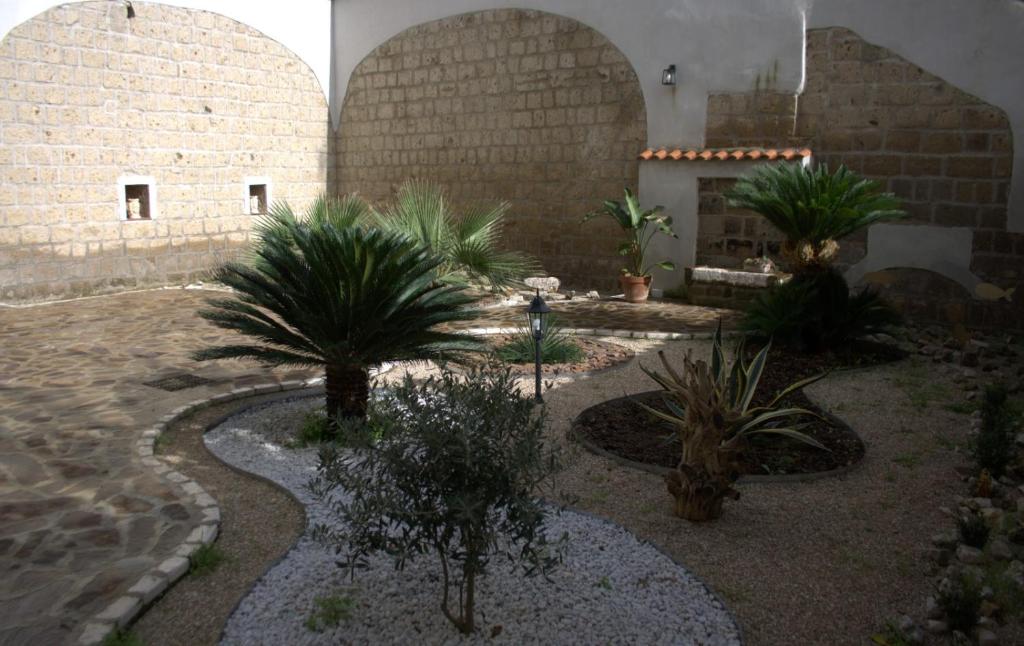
[638,322,826,520]
[583,188,677,277]
[725,164,904,272]
[193,211,484,437]
[371,179,538,290]
[743,268,900,352]
[495,315,584,364]
[252,193,371,253]
[972,384,1014,478]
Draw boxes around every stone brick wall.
[696,177,785,268]
[705,92,799,148]
[334,9,646,289]
[0,1,329,301]
[700,27,1021,329]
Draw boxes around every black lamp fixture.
[661,64,677,86]
[526,289,551,403]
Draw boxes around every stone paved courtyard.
[0,287,735,645]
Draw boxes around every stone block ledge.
[687,266,787,288]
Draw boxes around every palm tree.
[251,193,371,253]
[372,180,538,290]
[193,208,484,437]
[724,163,904,273]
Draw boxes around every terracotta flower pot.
[619,274,652,303]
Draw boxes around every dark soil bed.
[468,335,634,376]
[573,341,903,477]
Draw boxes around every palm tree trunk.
[665,464,740,521]
[324,364,369,431]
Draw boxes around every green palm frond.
[743,268,901,352]
[372,180,537,290]
[724,163,905,246]
[195,210,485,370]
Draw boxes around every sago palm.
[193,211,484,438]
[725,163,904,272]
[251,193,370,252]
[372,180,538,290]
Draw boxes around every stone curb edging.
[197,400,745,646]
[75,333,722,644]
[463,326,736,341]
[568,390,865,485]
[77,376,328,646]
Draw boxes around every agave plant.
[372,179,538,290]
[638,324,826,521]
[583,188,677,278]
[724,164,904,273]
[193,207,484,439]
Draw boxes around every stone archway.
[333,8,647,289]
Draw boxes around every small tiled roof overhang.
[638,147,812,161]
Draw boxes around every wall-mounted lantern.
[661,64,677,86]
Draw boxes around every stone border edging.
[193,394,745,646]
[77,376,327,646]
[463,326,735,341]
[568,390,865,485]
[75,333,722,643]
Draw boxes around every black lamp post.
[527,289,550,403]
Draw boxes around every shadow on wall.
[0,238,248,302]
[858,267,1021,332]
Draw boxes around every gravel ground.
[134,337,980,646]
[546,342,971,646]
[131,392,308,646]
[207,392,742,645]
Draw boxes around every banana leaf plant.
[583,188,677,278]
[637,323,827,521]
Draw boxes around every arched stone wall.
[701,26,1022,329]
[334,8,646,288]
[0,1,329,302]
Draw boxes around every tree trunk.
[664,464,740,522]
[461,562,476,635]
[324,364,369,438]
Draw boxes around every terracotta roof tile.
[637,147,812,162]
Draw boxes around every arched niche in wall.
[334,8,647,289]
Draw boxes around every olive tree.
[310,365,565,634]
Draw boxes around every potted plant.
[584,188,677,303]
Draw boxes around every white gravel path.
[206,397,742,646]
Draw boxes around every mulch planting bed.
[573,341,904,477]
[468,335,635,376]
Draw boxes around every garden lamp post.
[527,289,550,403]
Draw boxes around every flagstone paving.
[0,288,735,645]
[457,296,738,332]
